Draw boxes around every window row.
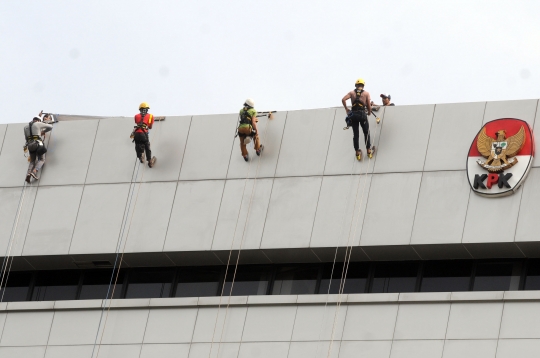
[3,259,540,302]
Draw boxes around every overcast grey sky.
[1,0,539,123]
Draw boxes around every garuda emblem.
[476,126,525,173]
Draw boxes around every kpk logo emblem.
[467,118,534,197]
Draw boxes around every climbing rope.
[0,120,57,302]
[91,121,164,358]
[0,183,28,302]
[209,113,274,358]
[323,110,383,358]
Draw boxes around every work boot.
[139,156,145,164]
[243,154,249,162]
[148,156,156,168]
[30,171,38,180]
[356,150,362,161]
[256,145,264,156]
[25,174,31,184]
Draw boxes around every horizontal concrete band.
[1,291,540,312]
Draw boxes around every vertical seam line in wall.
[273,111,289,177]
[306,110,337,248]
[459,102,489,254]
[256,112,290,251]
[387,296,402,358]
[321,108,337,176]
[439,301,453,358]
[136,308,151,358]
[335,304,350,357]
[160,113,193,253]
[407,104,436,249]
[161,181,180,252]
[44,310,56,353]
[257,111,288,252]
[421,104,437,172]
[209,180,227,250]
[493,299,506,357]
[512,186,527,257]
[185,306,200,358]
[225,114,241,179]
[0,124,8,157]
[176,116,193,181]
[355,173,373,258]
[83,119,101,185]
[284,305,300,358]
[372,106,387,174]
[18,185,40,256]
[234,305,249,358]
[0,309,9,345]
[459,189,474,258]
[66,119,102,254]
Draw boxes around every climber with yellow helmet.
[342,78,374,160]
[133,102,156,168]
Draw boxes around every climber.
[237,98,263,162]
[24,112,53,183]
[133,102,156,168]
[342,78,375,160]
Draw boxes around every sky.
[1,0,540,123]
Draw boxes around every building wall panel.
[179,114,237,181]
[424,102,486,171]
[23,185,83,256]
[260,176,321,249]
[373,104,434,173]
[164,180,225,252]
[85,118,137,185]
[38,119,99,186]
[274,108,334,177]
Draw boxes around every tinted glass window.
[80,270,125,300]
[32,270,80,301]
[2,272,32,302]
[421,261,472,292]
[319,263,369,294]
[125,269,174,299]
[473,262,521,291]
[176,267,222,297]
[223,265,270,296]
[371,262,418,293]
[272,266,319,295]
[525,260,540,290]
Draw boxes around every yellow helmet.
[139,102,150,110]
[355,78,365,86]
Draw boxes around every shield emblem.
[492,141,507,158]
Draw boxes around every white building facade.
[0,100,539,357]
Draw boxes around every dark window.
[525,260,540,290]
[319,262,369,294]
[125,269,174,299]
[79,270,125,300]
[371,262,419,293]
[32,270,80,301]
[473,262,521,291]
[222,265,270,296]
[421,261,472,292]
[272,266,319,295]
[175,267,222,297]
[2,272,32,302]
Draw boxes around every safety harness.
[131,114,150,142]
[239,108,253,127]
[351,89,365,112]
[25,121,43,152]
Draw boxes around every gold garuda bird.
[476,126,525,173]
